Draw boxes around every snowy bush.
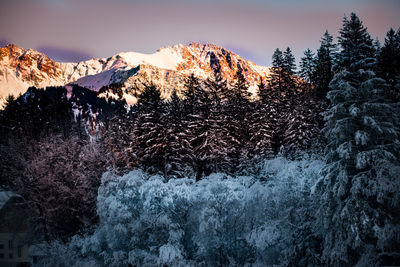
[36,157,324,266]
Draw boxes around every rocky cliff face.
[0,44,66,101]
[175,42,269,84]
[0,43,270,106]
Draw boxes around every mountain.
[0,43,270,106]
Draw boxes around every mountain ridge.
[0,43,271,106]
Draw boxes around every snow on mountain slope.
[0,44,70,106]
[71,48,184,92]
[118,48,183,70]
[0,43,271,107]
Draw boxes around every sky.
[0,0,399,66]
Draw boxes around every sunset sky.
[1,0,399,66]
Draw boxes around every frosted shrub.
[36,157,324,266]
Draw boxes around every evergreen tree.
[282,47,297,94]
[100,98,135,170]
[280,93,325,158]
[137,82,163,111]
[2,94,15,109]
[314,46,333,97]
[257,78,270,103]
[314,14,400,265]
[267,48,296,154]
[192,105,238,176]
[181,73,213,178]
[248,101,276,160]
[321,30,337,58]
[318,68,400,266]
[314,30,335,97]
[298,48,316,89]
[204,65,229,105]
[376,28,400,100]
[335,13,375,72]
[283,47,296,75]
[163,90,194,178]
[229,69,251,104]
[197,68,239,175]
[168,89,183,117]
[249,78,278,159]
[373,37,381,58]
[225,69,252,169]
[268,48,285,99]
[183,73,208,113]
[133,83,167,173]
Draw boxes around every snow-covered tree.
[315,14,400,265]
[283,47,297,94]
[268,48,285,99]
[183,73,209,113]
[192,104,239,176]
[204,64,229,105]
[132,83,167,173]
[163,91,195,178]
[249,82,277,160]
[37,157,325,266]
[280,93,325,158]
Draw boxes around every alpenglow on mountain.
[0,42,271,105]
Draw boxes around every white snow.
[72,69,115,92]
[116,48,183,71]
[248,83,259,99]
[123,93,137,106]
[0,43,271,108]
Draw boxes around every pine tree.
[268,48,285,99]
[183,73,208,113]
[248,102,276,160]
[249,78,277,159]
[229,69,251,104]
[204,66,229,106]
[314,13,400,265]
[100,99,135,170]
[321,30,337,58]
[224,69,252,170]
[318,68,400,266]
[192,105,238,176]
[314,46,333,97]
[314,30,335,98]
[168,89,183,117]
[280,93,324,158]
[137,82,163,111]
[283,47,296,75]
[298,48,316,89]
[181,73,214,178]
[163,90,194,178]
[335,13,375,72]
[282,47,297,94]
[133,83,167,173]
[373,37,381,58]
[376,28,400,100]
[2,94,15,109]
[267,48,296,154]
[257,78,270,103]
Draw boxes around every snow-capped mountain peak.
[0,43,271,106]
